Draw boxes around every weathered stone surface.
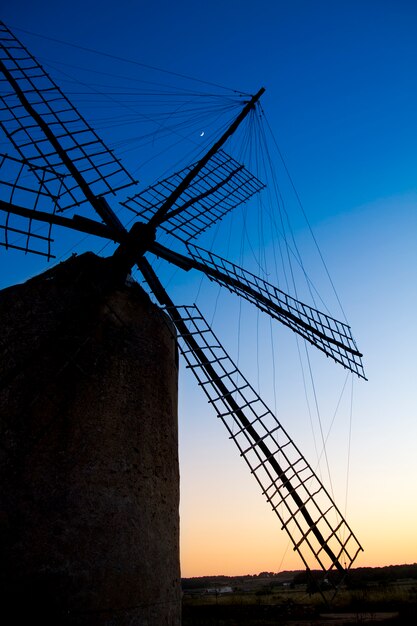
[0,252,181,625]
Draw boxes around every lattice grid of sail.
[188,244,366,379]
[0,153,60,257]
[122,150,265,241]
[168,304,363,573]
[0,21,136,212]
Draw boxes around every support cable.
[10,25,248,95]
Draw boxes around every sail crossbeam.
[0,21,136,212]
[187,243,366,379]
[122,150,265,241]
[0,153,60,256]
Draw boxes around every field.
[182,570,417,625]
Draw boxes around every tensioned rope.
[243,107,355,517]
[10,25,249,95]
[260,108,349,325]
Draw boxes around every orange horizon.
[180,559,417,578]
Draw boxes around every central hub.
[112,221,156,278]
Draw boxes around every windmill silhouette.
[0,22,365,579]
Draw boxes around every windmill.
[0,21,365,582]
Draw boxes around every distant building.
[206,586,233,594]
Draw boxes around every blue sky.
[1,1,416,575]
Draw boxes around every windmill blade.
[0,21,136,215]
[173,305,363,574]
[0,153,122,257]
[185,243,366,379]
[167,304,362,574]
[0,153,63,257]
[137,258,362,575]
[122,150,265,242]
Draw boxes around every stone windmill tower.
[0,22,365,625]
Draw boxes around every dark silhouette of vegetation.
[182,564,417,625]
[183,563,417,592]
[291,563,417,588]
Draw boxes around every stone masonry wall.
[0,252,181,625]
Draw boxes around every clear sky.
[1,1,416,577]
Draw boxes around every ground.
[182,572,417,625]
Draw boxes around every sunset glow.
[1,0,416,580]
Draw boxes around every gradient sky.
[1,1,416,577]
